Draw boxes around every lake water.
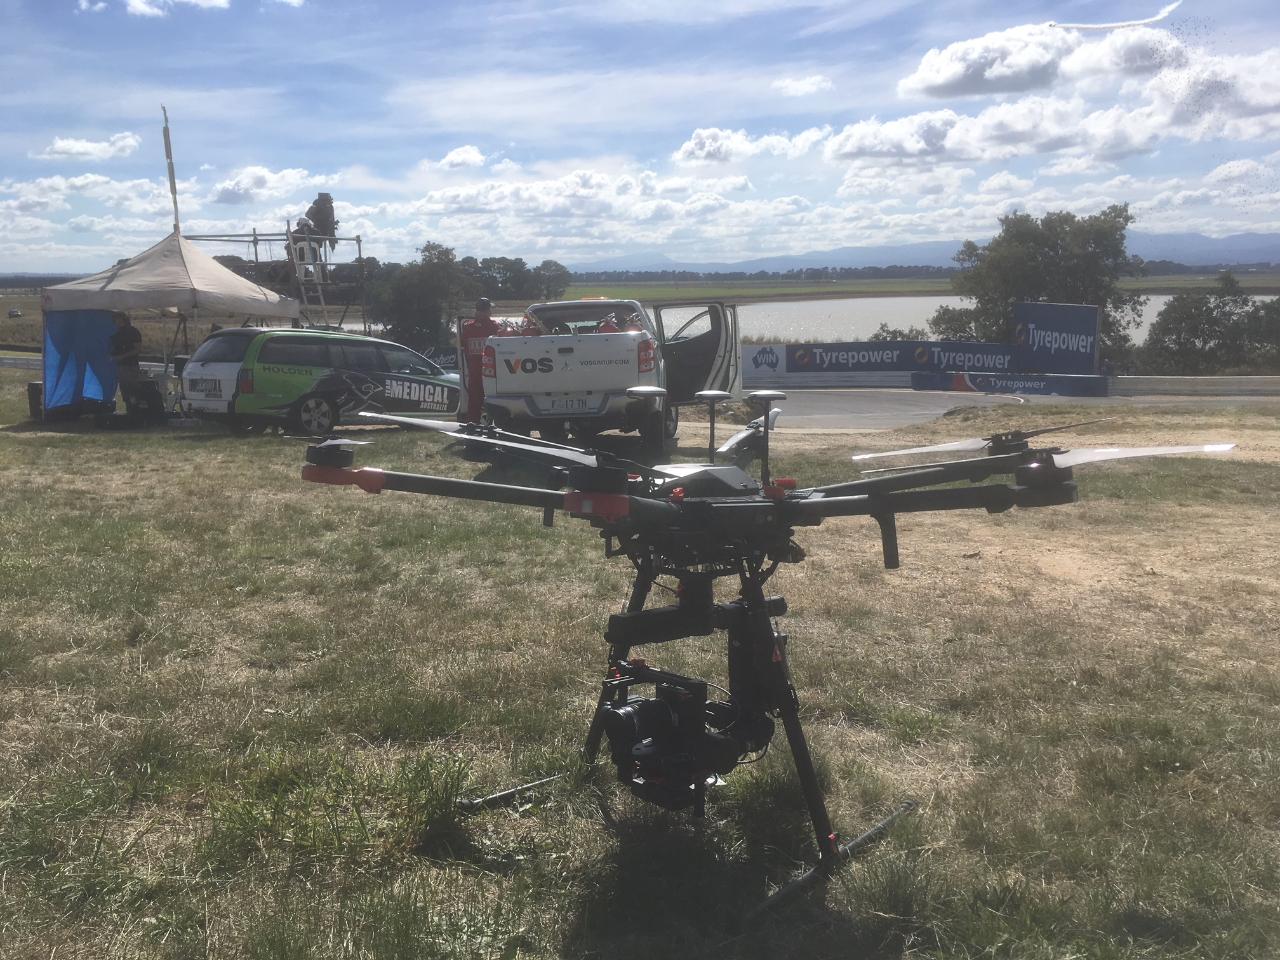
[737,295,1177,344]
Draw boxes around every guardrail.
[1110,376,1280,396]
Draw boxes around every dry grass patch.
[1,370,1278,958]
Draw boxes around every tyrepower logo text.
[803,347,902,369]
[503,358,554,374]
[928,347,1011,371]
[1019,323,1095,356]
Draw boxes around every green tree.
[928,204,1145,360]
[1142,271,1274,374]
[868,321,929,341]
[477,257,536,299]
[531,259,572,300]
[368,242,478,351]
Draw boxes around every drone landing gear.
[457,562,916,912]
[588,565,916,912]
[757,799,917,913]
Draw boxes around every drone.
[299,388,1233,910]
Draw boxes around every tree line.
[868,204,1279,375]
[361,245,571,350]
[215,244,572,351]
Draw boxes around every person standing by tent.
[109,311,143,413]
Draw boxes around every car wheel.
[663,404,679,440]
[295,395,337,436]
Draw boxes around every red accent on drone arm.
[302,465,388,493]
[303,465,567,511]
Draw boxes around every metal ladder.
[286,224,331,326]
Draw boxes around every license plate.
[548,397,589,412]
[188,378,223,397]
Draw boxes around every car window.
[257,337,333,367]
[191,334,254,363]
[379,343,442,376]
[337,341,386,373]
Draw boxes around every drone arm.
[790,480,1077,522]
[812,451,1030,498]
[302,464,567,511]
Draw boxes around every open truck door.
[650,301,741,405]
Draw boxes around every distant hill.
[0,274,80,289]
[570,232,1279,273]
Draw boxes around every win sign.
[1012,302,1101,375]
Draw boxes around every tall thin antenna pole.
[162,105,181,235]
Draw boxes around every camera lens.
[603,697,674,748]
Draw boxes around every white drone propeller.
[357,410,603,467]
[356,412,463,433]
[852,418,1115,462]
[1049,443,1236,469]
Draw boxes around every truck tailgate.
[486,333,645,394]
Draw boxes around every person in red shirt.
[459,297,501,422]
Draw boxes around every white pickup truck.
[474,299,740,450]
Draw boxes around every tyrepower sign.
[786,341,1015,373]
[1012,302,1100,375]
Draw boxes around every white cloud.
[210,166,336,204]
[772,75,833,97]
[673,126,830,164]
[388,67,826,142]
[125,0,229,15]
[76,0,107,11]
[438,145,487,170]
[2,173,190,217]
[33,132,141,161]
[490,159,523,175]
[838,163,974,201]
[1040,154,1115,177]
[1060,27,1188,82]
[898,24,1081,98]
[824,111,959,160]
[1205,159,1268,183]
[272,0,305,6]
[978,171,1033,193]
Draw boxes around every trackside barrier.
[1110,376,1280,397]
[743,369,913,389]
[911,372,1108,397]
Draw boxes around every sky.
[2,0,1279,273]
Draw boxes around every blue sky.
[2,0,1279,272]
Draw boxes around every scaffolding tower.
[183,224,369,332]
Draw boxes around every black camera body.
[599,662,774,810]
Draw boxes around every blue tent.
[42,310,117,413]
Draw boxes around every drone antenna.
[695,390,733,464]
[748,390,786,487]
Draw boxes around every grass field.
[1,373,1278,958]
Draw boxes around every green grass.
[1,369,1278,958]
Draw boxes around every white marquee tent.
[42,231,299,319]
